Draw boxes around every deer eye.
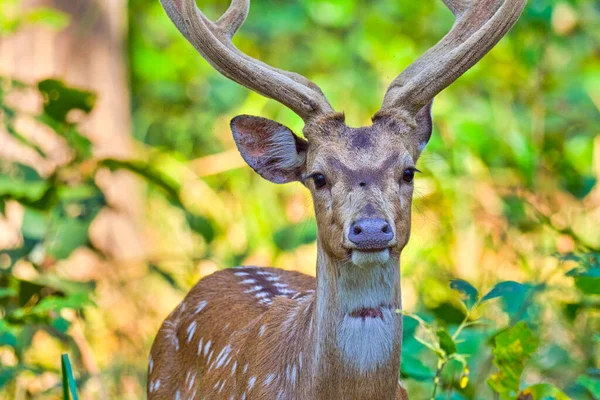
[312,173,327,189]
[402,168,416,183]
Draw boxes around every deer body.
[149,0,526,398]
[149,260,405,399]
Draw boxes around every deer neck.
[309,244,403,396]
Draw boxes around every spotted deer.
[148,0,525,398]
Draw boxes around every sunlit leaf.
[576,375,600,398]
[436,328,457,356]
[450,279,479,309]
[518,383,569,400]
[482,281,526,302]
[488,322,539,399]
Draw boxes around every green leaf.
[0,167,49,204]
[567,260,600,295]
[45,185,104,260]
[401,354,435,381]
[0,366,21,389]
[450,279,479,309]
[61,353,79,400]
[576,375,600,398]
[273,220,317,251]
[574,277,600,295]
[436,328,457,356]
[21,208,48,241]
[518,383,569,400]
[482,281,526,302]
[38,79,96,124]
[0,287,17,298]
[487,322,539,399]
[46,217,91,260]
[31,292,93,314]
[186,212,216,242]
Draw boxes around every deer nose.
[348,218,394,250]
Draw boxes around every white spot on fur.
[195,300,207,314]
[245,286,263,293]
[266,275,279,282]
[264,373,275,386]
[149,379,161,392]
[232,361,237,375]
[234,271,250,276]
[298,352,303,368]
[239,279,256,285]
[204,340,212,357]
[174,390,180,400]
[255,292,270,299]
[243,363,249,374]
[248,376,256,390]
[148,356,153,373]
[197,337,204,355]
[186,321,197,343]
[214,345,232,370]
[190,375,196,391]
[258,324,266,337]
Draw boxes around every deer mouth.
[351,248,390,267]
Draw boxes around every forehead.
[307,124,415,174]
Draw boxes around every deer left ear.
[231,115,308,184]
[413,101,434,157]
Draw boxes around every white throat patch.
[335,260,400,372]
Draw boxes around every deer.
[148,0,526,398]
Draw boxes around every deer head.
[161,0,525,268]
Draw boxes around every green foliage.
[61,354,79,400]
[488,322,540,398]
[0,77,204,395]
[0,1,69,35]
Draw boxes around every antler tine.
[442,0,469,16]
[216,0,249,39]
[378,0,526,116]
[160,0,335,122]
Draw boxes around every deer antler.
[378,0,526,116]
[160,0,335,122]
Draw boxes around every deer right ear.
[231,115,308,184]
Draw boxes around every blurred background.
[0,0,599,399]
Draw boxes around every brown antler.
[378,0,526,116]
[160,0,335,122]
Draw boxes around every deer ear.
[231,115,308,184]
[413,101,434,156]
